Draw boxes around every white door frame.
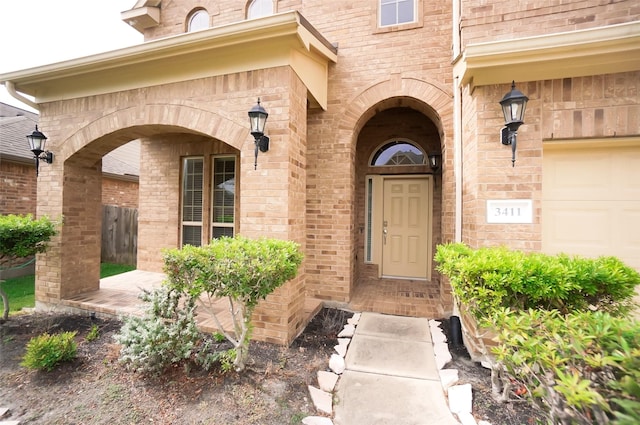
[365,174,433,280]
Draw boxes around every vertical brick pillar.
[246,70,309,345]
[59,161,102,297]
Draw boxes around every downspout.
[452,0,462,243]
[3,81,39,111]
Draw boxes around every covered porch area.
[60,270,323,337]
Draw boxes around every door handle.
[383,221,388,245]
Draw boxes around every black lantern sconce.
[428,153,442,184]
[499,81,528,167]
[26,125,53,176]
[427,153,442,173]
[248,98,270,170]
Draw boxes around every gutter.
[3,81,38,111]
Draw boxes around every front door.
[381,177,430,279]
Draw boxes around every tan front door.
[382,177,430,279]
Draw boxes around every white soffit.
[0,11,337,110]
[454,21,640,86]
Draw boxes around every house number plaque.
[486,199,533,224]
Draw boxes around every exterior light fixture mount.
[427,153,442,173]
[248,98,269,170]
[428,153,442,184]
[499,81,528,167]
[26,125,53,176]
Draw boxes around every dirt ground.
[0,309,545,425]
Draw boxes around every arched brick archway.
[305,75,454,315]
[36,103,249,307]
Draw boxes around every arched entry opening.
[351,103,443,318]
[57,127,241,313]
[36,108,248,311]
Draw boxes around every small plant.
[114,286,201,375]
[86,324,100,342]
[20,331,77,371]
[213,332,226,343]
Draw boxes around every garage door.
[542,141,640,271]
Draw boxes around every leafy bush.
[114,286,202,375]
[20,331,77,371]
[435,243,640,421]
[163,236,303,371]
[435,243,639,318]
[490,309,640,425]
[0,214,58,320]
[0,214,58,260]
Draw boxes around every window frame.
[180,156,205,247]
[375,0,423,33]
[211,155,237,239]
[187,9,209,32]
[370,139,427,167]
[246,0,274,20]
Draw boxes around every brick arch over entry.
[57,103,249,163]
[339,76,453,145]
[35,103,250,308]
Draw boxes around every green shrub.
[490,309,640,425]
[20,331,77,371]
[0,214,57,260]
[163,236,303,371]
[114,286,202,375]
[435,243,639,318]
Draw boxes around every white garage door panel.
[543,146,640,201]
[543,143,640,272]
[542,203,609,248]
[543,201,640,269]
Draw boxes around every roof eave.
[454,21,640,87]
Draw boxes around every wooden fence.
[101,205,138,266]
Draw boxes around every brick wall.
[102,176,139,208]
[0,160,36,215]
[461,71,640,251]
[460,0,638,46]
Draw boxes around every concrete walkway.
[333,313,459,425]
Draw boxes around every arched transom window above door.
[247,0,274,19]
[371,140,426,166]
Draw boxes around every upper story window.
[371,140,425,166]
[379,0,415,27]
[188,9,209,32]
[247,0,273,19]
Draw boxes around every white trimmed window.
[181,157,204,246]
[188,9,209,32]
[211,156,236,239]
[247,0,273,19]
[371,140,425,166]
[379,0,415,27]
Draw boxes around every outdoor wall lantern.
[427,153,442,173]
[248,98,270,170]
[26,125,53,176]
[499,81,529,167]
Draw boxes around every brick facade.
[8,0,637,344]
[0,160,36,215]
[102,177,139,208]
